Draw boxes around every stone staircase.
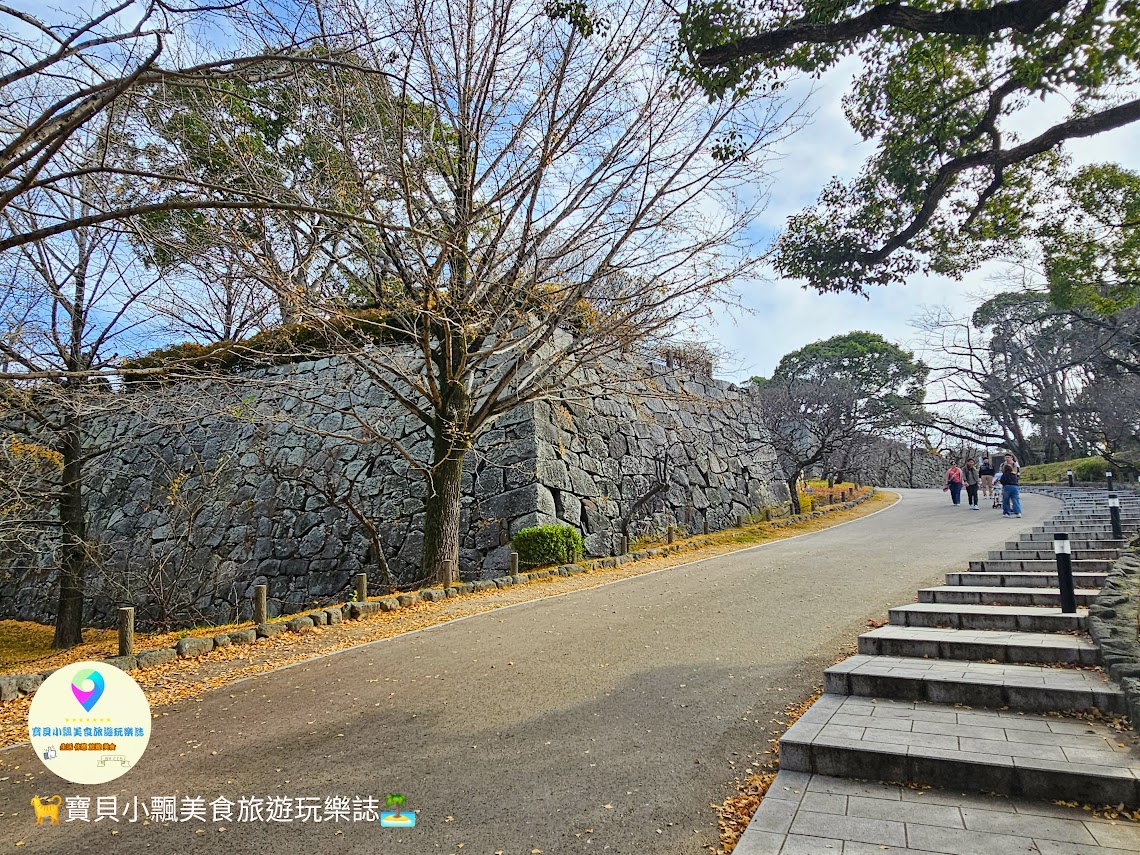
[736,490,1140,854]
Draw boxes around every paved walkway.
[0,489,1062,853]
[740,771,1140,855]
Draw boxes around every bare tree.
[263,442,400,591]
[0,164,164,647]
[96,447,241,629]
[224,0,802,585]
[0,1,392,254]
[915,293,1105,463]
[757,376,867,513]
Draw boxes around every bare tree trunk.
[420,387,471,587]
[421,445,465,587]
[53,412,86,648]
[787,473,802,515]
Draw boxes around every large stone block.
[0,676,18,702]
[485,485,539,520]
[176,636,214,658]
[137,648,177,669]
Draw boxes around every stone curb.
[1088,549,1140,724]
[0,489,876,704]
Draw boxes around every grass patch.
[1020,455,1135,483]
[633,484,876,550]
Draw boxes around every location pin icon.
[71,668,106,713]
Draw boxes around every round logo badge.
[28,661,151,784]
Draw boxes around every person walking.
[944,461,964,506]
[963,459,981,509]
[1001,463,1022,517]
[979,456,995,499]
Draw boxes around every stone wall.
[0,355,785,626]
[527,371,786,558]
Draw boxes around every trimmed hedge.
[513,524,584,568]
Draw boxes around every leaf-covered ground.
[1,489,893,848]
[0,487,884,683]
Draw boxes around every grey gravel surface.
[0,489,1060,854]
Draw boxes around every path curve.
[0,488,1061,853]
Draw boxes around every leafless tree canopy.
[192,0,802,584]
[0,0,397,256]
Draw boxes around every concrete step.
[1032,525,1129,534]
[1055,508,1140,514]
[823,655,1125,714]
[737,770,1140,855]
[988,548,1118,561]
[1054,517,1140,524]
[918,585,1100,608]
[946,571,1107,588]
[889,603,1087,633]
[1016,534,1125,547]
[779,694,1140,806]
[858,625,1100,665]
[968,558,1113,572]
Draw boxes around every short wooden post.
[620,534,629,554]
[510,552,519,575]
[666,526,674,545]
[254,585,268,625]
[355,573,368,603]
[117,607,134,656]
[763,507,771,522]
[702,518,708,536]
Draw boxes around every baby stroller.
[992,480,1003,509]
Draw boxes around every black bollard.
[1106,470,1114,490]
[1109,494,1123,540]
[1066,469,1074,488]
[1053,533,1077,614]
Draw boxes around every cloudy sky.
[708,59,1140,383]
[11,1,1140,378]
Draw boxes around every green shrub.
[513,524,584,568]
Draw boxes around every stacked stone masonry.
[0,355,786,626]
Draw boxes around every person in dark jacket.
[979,456,995,499]
[963,459,981,509]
